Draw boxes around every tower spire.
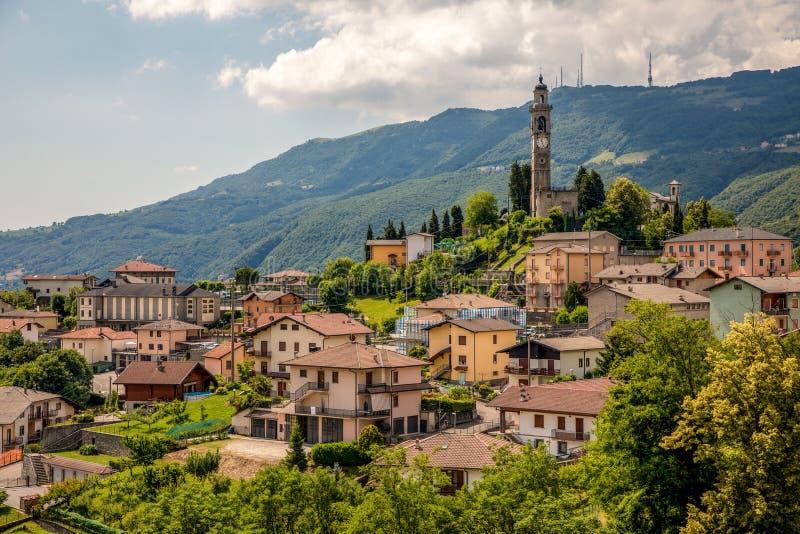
[647,51,653,87]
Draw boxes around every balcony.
[732,250,749,257]
[551,429,589,441]
[294,405,391,418]
[358,382,433,394]
[766,249,781,256]
[679,250,694,257]
[763,307,789,316]
[2,437,24,447]
[252,350,273,357]
[717,250,733,256]
[504,365,529,375]
[529,368,560,376]
[552,264,565,271]
[454,364,468,371]
[290,381,329,401]
[44,409,59,418]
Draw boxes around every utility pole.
[229,280,236,383]
[648,51,653,87]
[560,65,563,88]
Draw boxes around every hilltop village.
[0,77,797,532]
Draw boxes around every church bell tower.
[530,74,552,217]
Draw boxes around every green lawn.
[354,297,420,324]
[495,244,531,270]
[584,150,615,166]
[92,392,237,437]
[6,521,48,534]
[49,450,117,466]
[0,506,26,526]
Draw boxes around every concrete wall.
[41,421,108,451]
[81,430,129,456]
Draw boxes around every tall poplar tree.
[428,209,440,238]
[383,220,397,239]
[398,220,406,238]
[441,210,451,239]
[508,162,526,213]
[450,205,464,237]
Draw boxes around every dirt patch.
[164,437,292,480]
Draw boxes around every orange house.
[203,342,251,381]
[239,291,303,328]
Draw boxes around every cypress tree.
[366,224,374,240]
[441,210,452,239]
[384,219,397,239]
[450,205,464,237]
[522,163,532,214]
[672,202,684,234]
[429,209,440,238]
[420,221,428,233]
[398,220,406,238]
[365,224,374,261]
[699,197,710,228]
[587,170,605,210]
[509,161,524,213]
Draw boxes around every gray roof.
[366,239,405,246]
[665,227,790,243]
[592,283,709,304]
[437,318,520,333]
[82,283,216,298]
[0,387,65,425]
[713,276,800,294]
[536,336,607,351]
[595,263,679,279]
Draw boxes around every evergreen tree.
[284,425,308,471]
[450,205,464,237]
[420,221,428,233]
[365,224,373,261]
[398,221,406,238]
[441,210,451,239]
[428,209,440,238]
[672,202,684,234]
[521,163,532,214]
[699,197,710,228]
[383,219,397,240]
[587,169,605,210]
[575,167,605,215]
[508,161,526,213]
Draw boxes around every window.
[392,370,399,383]
[293,342,300,353]
[78,343,83,349]
[557,416,566,430]
[760,259,764,266]
[148,344,154,350]
[280,324,288,331]
[138,343,142,349]
[734,283,743,290]
[157,344,163,350]
[458,335,467,345]
[689,261,694,267]
[741,243,746,251]
[700,261,705,267]
[46,288,50,294]
[150,331,154,337]
[678,245,684,253]
[782,259,786,266]
[332,371,339,383]
[393,395,399,408]
[792,299,798,309]
[291,324,299,331]
[782,244,786,251]
[458,355,467,365]
[156,331,161,337]
[710,244,715,252]
[321,417,343,443]
[225,361,232,370]
[492,334,497,344]
[492,370,498,376]
[585,357,590,367]
[393,417,404,435]
[309,343,318,352]
[558,441,568,454]
[699,245,704,252]
[19,426,24,436]
[669,246,674,254]
[741,259,746,267]
[56,402,61,410]
[710,260,716,267]
[578,358,583,367]
[299,369,307,378]
[760,243,764,251]
[492,354,497,364]
[534,414,544,428]
[279,341,286,351]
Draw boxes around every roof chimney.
[415,438,422,450]
[156,361,165,372]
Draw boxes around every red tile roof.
[133,319,204,332]
[113,361,214,385]
[41,455,113,475]
[415,293,514,310]
[0,319,43,333]
[282,342,426,369]
[397,433,523,470]
[248,313,373,337]
[58,327,137,340]
[488,377,614,416]
[110,260,178,273]
[203,342,245,360]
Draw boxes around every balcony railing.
[290,381,329,401]
[2,437,24,446]
[717,250,733,256]
[252,350,273,357]
[358,382,388,393]
[44,409,59,418]
[766,249,781,256]
[504,365,529,375]
[679,250,694,257]
[551,429,589,441]
[294,405,391,418]
[732,250,749,257]
[764,308,789,316]
[454,364,468,371]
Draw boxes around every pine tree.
[384,219,397,239]
[284,425,307,471]
[420,221,428,233]
[450,205,464,237]
[699,197,710,228]
[366,224,374,240]
[428,209,440,238]
[398,221,406,238]
[672,202,684,234]
[441,210,451,239]
[587,170,605,210]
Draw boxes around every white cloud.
[137,57,170,73]
[129,1,800,118]
[18,9,30,23]
[173,165,199,172]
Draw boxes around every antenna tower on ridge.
[648,51,653,87]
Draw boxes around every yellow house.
[427,318,520,385]
[366,240,407,267]
[526,244,606,309]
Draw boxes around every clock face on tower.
[536,136,549,149]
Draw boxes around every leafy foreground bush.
[79,444,99,456]
[310,441,370,467]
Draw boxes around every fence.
[0,476,32,488]
[441,420,500,434]
[0,448,22,468]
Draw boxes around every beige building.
[427,318,520,385]
[532,231,622,267]
[0,310,60,331]
[500,336,606,386]
[247,313,374,398]
[240,291,303,328]
[587,283,710,330]
[134,319,204,362]
[22,274,96,305]
[269,343,431,443]
[366,233,435,267]
[110,260,178,284]
[204,342,251,382]
[489,377,613,457]
[414,293,517,319]
[0,387,74,452]
[0,319,45,343]
[58,327,137,365]
[596,263,722,298]
[526,244,606,309]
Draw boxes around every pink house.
[134,319,203,361]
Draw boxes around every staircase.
[29,454,49,485]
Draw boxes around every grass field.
[49,450,117,466]
[494,244,531,270]
[354,297,420,324]
[614,150,654,165]
[93,392,237,437]
[6,521,48,534]
[584,150,615,166]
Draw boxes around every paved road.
[92,370,124,396]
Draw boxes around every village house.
[666,266,723,296]
[532,231,622,267]
[40,455,114,483]
[134,319,204,363]
[587,283,710,331]
[239,291,303,328]
[663,227,793,278]
[113,361,216,411]
[77,281,220,330]
[0,318,45,343]
[526,244,606,309]
[247,313,374,398]
[595,263,722,297]
[22,274,97,305]
[426,318,520,385]
[366,232,435,267]
[203,342,251,382]
[709,276,800,338]
[267,343,431,443]
[58,327,137,367]
[0,310,60,331]
[110,260,178,284]
[397,433,523,493]
[488,377,614,457]
[499,336,606,386]
[0,387,74,452]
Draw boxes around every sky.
[1,0,798,230]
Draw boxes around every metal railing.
[764,308,789,316]
[551,429,589,441]
[294,405,390,418]
[290,381,329,401]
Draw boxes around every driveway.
[93,370,124,396]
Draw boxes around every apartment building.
[0,387,74,452]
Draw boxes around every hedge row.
[421,393,476,413]
[310,441,370,467]
[49,507,123,534]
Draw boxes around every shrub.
[70,413,95,423]
[421,392,475,413]
[569,305,588,324]
[357,424,385,455]
[26,443,41,453]
[310,441,369,467]
[48,507,123,534]
[486,391,498,401]
[185,450,221,479]
[554,308,571,325]
[407,345,427,358]
[477,383,494,399]
[78,444,99,456]
[448,386,473,400]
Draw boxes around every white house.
[488,377,613,457]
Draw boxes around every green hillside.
[1,67,799,282]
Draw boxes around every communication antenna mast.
[648,51,653,87]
